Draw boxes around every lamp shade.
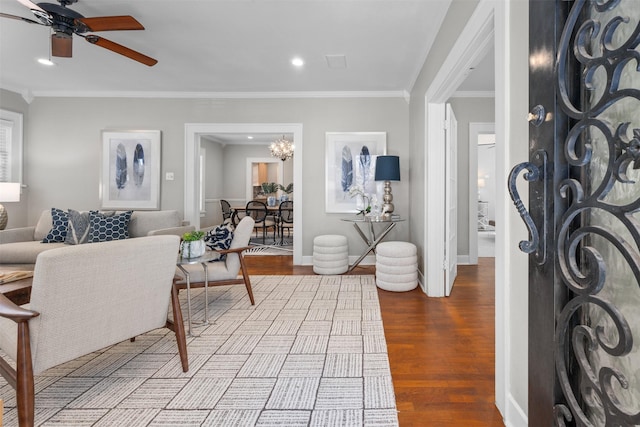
[375,155,400,181]
[0,182,21,202]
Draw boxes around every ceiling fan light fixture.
[52,32,73,57]
[3,0,157,66]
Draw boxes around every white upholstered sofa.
[0,209,194,267]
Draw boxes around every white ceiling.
[0,0,493,98]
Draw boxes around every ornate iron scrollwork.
[554,0,640,425]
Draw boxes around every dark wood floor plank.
[244,255,504,426]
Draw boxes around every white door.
[444,103,458,296]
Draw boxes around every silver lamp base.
[381,180,394,220]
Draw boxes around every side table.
[176,251,220,336]
[341,216,405,272]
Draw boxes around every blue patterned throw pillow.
[42,208,69,243]
[204,223,234,261]
[65,209,91,245]
[88,210,132,243]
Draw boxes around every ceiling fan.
[0,0,157,66]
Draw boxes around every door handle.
[508,150,548,264]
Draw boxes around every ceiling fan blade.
[52,33,72,57]
[78,16,144,32]
[15,0,45,13]
[0,12,42,25]
[84,35,157,66]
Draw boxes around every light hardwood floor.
[244,256,504,426]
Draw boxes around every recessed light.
[247,136,254,139]
[38,58,55,66]
[291,57,304,67]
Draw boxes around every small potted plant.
[278,183,293,202]
[260,182,280,206]
[180,230,206,258]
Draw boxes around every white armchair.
[0,235,188,427]
[174,216,256,304]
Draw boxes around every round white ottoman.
[375,241,418,291]
[313,235,349,275]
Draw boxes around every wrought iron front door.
[511,0,640,425]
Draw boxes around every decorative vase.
[267,195,277,207]
[181,239,206,258]
[280,194,289,203]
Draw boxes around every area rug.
[1,275,399,427]
[245,236,293,256]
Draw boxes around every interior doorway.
[423,2,511,419]
[469,122,496,262]
[246,158,283,202]
[184,123,303,265]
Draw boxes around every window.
[199,148,206,214]
[0,109,23,184]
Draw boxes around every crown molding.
[16,89,408,99]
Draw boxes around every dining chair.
[245,200,277,244]
[278,200,293,245]
[220,199,233,225]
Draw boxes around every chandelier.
[269,135,294,161]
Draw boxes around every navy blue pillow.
[88,210,132,243]
[204,224,234,261]
[42,208,69,243]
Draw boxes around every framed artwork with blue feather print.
[325,132,386,213]
[100,130,161,210]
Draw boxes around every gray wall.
[448,97,495,256]
[201,138,225,227]
[0,95,409,258]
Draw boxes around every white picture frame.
[100,130,161,210]
[325,131,386,213]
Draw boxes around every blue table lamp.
[375,155,400,219]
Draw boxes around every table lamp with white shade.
[374,155,400,219]
[0,182,21,230]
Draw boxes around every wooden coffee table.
[0,271,33,305]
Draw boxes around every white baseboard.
[505,394,527,427]
[457,255,472,265]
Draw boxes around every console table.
[341,216,404,272]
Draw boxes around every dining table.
[231,203,288,246]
